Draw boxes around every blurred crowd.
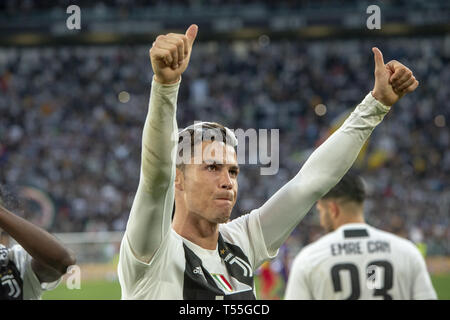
[0,36,449,259]
[0,0,435,13]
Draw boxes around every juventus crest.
[0,245,23,300]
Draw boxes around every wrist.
[371,90,382,102]
[371,90,393,107]
[369,91,392,111]
[153,75,181,85]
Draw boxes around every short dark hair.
[321,172,366,204]
[176,122,236,170]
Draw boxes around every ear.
[175,168,184,191]
[329,201,340,219]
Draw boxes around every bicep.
[258,178,321,254]
[125,179,174,263]
[257,126,363,253]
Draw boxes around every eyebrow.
[203,161,239,170]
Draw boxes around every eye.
[229,169,239,177]
[206,164,217,172]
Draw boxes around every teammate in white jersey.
[285,173,437,300]
[0,185,76,299]
[118,24,420,299]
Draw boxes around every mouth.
[214,196,233,205]
[215,198,232,202]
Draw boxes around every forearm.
[0,205,75,274]
[141,78,180,189]
[296,92,390,194]
[259,92,390,252]
[126,78,180,261]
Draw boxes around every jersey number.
[331,260,393,300]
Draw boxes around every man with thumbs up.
[371,47,418,105]
[117,24,419,300]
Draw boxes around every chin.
[214,211,232,224]
[214,215,230,224]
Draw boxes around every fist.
[150,24,198,85]
[371,47,419,106]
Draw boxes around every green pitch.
[431,274,450,300]
[42,274,450,300]
[42,280,121,300]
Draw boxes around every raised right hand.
[150,24,198,85]
[371,47,419,106]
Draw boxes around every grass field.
[430,274,450,300]
[42,274,450,300]
[43,279,121,300]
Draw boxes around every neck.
[172,210,219,250]
[335,214,365,230]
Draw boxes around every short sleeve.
[9,245,62,300]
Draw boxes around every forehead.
[192,140,237,165]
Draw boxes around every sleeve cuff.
[367,91,391,113]
[151,76,181,95]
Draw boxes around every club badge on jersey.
[182,233,255,300]
[0,245,23,300]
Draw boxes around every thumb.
[185,24,198,47]
[372,47,385,71]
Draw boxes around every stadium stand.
[0,1,449,301]
[1,36,448,258]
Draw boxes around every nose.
[219,170,233,190]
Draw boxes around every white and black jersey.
[285,223,437,300]
[118,78,392,300]
[119,212,275,299]
[0,244,60,300]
